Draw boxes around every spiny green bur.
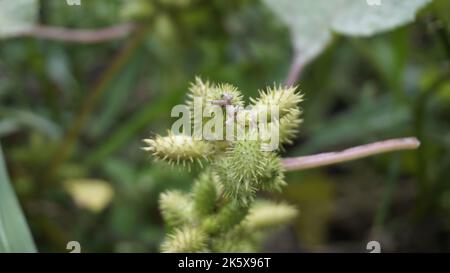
[143,78,303,252]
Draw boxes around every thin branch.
[9,23,135,43]
[282,137,420,171]
[284,51,304,86]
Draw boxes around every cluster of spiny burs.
[143,77,303,252]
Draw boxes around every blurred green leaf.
[284,172,335,247]
[433,0,450,24]
[294,96,410,155]
[0,0,38,37]
[0,108,61,139]
[0,143,36,253]
[90,56,143,138]
[86,88,185,167]
[262,0,430,66]
[0,119,19,137]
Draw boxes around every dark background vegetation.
[1,0,449,252]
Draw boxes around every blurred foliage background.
[0,0,449,252]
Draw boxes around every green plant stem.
[413,71,449,217]
[372,154,400,233]
[430,5,450,60]
[48,26,150,178]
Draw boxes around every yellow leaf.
[64,179,114,213]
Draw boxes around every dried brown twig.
[8,23,135,43]
[282,137,420,171]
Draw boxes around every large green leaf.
[263,0,431,66]
[0,0,38,37]
[0,144,37,253]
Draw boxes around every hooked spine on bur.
[143,77,303,252]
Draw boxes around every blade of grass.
[372,154,400,232]
[413,70,449,217]
[0,143,37,253]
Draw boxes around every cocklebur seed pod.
[143,132,214,168]
[251,85,303,118]
[201,202,249,235]
[215,140,282,206]
[258,153,286,192]
[186,77,244,110]
[243,201,297,231]
[187,77,214,99]
[223,140,268,182]
[214,83,244,107]
[267,108,302,147]
[186,78,244,139]
[278,108,302,145]
[210,229,259,253]
[159,190,193,228]
[161,226,207,253]
[192,170,223,218]
[215,156,256,206]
